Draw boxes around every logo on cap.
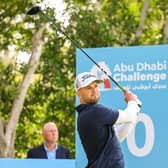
[81,74,96,82]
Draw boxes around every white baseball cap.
[75,72,103,91]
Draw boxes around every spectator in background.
[27,122,71,159]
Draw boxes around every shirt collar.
[43,144,58,152]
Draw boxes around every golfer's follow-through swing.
[27,6,142,107]
[27,5,142,168]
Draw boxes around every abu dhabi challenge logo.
[90,60,167,91]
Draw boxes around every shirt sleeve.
[114,100,140,142]
[116,101,140,124]
[114,123,136,142]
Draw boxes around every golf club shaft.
[40,11,125,93]
[28,6,141,107]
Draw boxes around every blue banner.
[75,45,168,168]
[0,159,75,168]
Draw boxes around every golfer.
[75,72,140,168]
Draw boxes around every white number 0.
[126,113,155,157]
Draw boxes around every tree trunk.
[134,0,150,42]
[0,119,7,156]
[163,16,168,43]
[0,25,46,157]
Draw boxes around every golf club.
[27,6,141,107]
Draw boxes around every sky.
[42,0,67,21]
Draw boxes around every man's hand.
[124,89,138,103]
[124,89,142,107]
